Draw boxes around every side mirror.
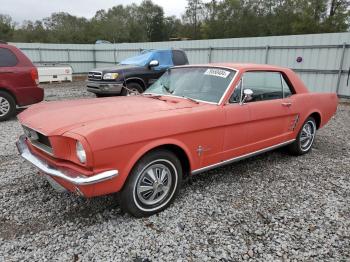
[149,60,159,68]
[240,89,253,104]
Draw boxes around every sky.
[1,0,189,24]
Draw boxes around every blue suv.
[87,49,189,97]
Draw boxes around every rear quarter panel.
[292,92,338,129]
[283,68,338,131]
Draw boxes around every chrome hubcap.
[136,163,172,206]
[0,97,10,117]
[300,120,316,151]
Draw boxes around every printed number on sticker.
[204,68,230,78]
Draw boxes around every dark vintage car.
[87,49,189,97]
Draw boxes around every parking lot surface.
[0,82,349,261]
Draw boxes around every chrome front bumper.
[86,81,124,94]
[16,135,119,186]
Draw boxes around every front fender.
[117,138,195,192]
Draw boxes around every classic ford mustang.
[16,63,338,217]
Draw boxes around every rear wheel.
[119,149,182,217]
[287,117,317,155]
[121,82,144,96]
[0,91,16,122]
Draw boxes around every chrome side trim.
[16,105,30,109]
[16,135,118,186]
[191,139,295,175]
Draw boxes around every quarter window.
[281,76,293,97]
[0,48,18,67]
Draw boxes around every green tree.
[43,12,90,43]
[164,16,183,40]
[183,0,204,39]
[0,14,15,42]
[137,0,166,41]
[12,20,48,43]
[323,0,350,32]
[1,0,349,44]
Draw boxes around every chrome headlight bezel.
[103,72,119,80]
[76,141,87,164]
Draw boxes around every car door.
[242,71,298,150]
[146,68,166,87]
[144,51,173,87]
[135,66,165,88]
[220,79,251,160]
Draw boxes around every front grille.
[22,126,53,156]
[88,71,102,81]
[37,132,51,148]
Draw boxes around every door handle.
[282,102,292,107]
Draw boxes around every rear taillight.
[30,68,39,85]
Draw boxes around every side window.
[242,71,284,102]
[152,51,173,69]
[0,48,18,67]
[172,50,188,66]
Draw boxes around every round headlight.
[76,141,87,164]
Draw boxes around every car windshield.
[145,67,236,103]
[120,52,153,66]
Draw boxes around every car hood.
[18,96,199,136]
[93,64,143,74]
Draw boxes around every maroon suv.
[0,42,44,121]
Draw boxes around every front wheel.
[287,117,317,155]
[119,150,182,217]
[0,91,16,122]
[121,82,144,96]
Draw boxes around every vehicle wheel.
[0,91,16,122]
[287,117,317,155]
[119,149,182,217]
[121,82,144,96]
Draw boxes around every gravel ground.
[0,81,349,261]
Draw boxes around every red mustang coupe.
[16,63,338,217]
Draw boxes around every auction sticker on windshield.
[204,68,231,78]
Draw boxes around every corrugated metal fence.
[12,32,350,97]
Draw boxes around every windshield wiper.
[161,83,173,94]
[180,96,200,104]
[141,93,166,102]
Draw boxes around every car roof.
[142,49,184,52]
[174,63,289,72]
